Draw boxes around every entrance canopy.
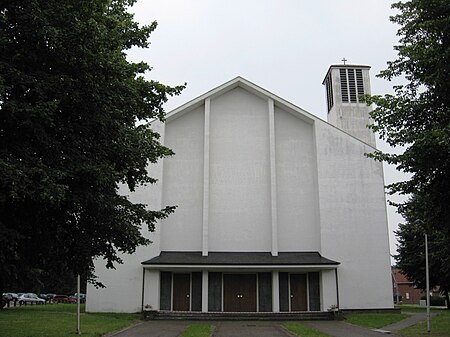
[142,251,339,271]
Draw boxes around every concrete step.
[143,310,337,321]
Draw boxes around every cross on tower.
[342,58,347,65]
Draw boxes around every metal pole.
[76,274,81,335]
[425,234,430,333]
[141,268,145,312]
[335,268,340,310]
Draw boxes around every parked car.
[18,293,45,305]
[46,293,56,302]
[69,293,86,303]
[38,293,54,301]
[2,293,18,301]
[2,293,16,307]
[53,295,77,304]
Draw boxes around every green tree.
[364,0,450,306]
[0,0,184,304]
[395,213,450,308]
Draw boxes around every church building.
[86,64,393,314]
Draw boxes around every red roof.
[392,268,413,284]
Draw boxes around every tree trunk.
[0,276,5,310]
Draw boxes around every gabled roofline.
[165,76,317,124]
[163,75,378,150]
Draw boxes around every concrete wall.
[274,107,320,251]
[209,88,272,251]
[85,240,159,313]
[161,106,205,251]
[86,122,165,313]
[315,120,393,309]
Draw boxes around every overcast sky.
[127,0,407,261]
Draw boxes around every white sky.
[127,0,407,262]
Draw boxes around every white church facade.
[86,64,393,313]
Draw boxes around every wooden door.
[224,274,240,312]
[240,274,257,312]
[290,274,307,311]
[224,274,256,312]
[173,273,190,311]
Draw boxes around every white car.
[18,293,45,305]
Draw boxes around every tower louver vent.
[325,75,334,112]
[339,69,349,102]
[340,68,364,104]
[356,69,364,96]
[348,70,357,102]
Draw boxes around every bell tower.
[322,63,375,146]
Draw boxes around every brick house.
[391,267,423,304]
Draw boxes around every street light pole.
[425,233,431,333]
[76,274,81,335]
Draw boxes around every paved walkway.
[304,320,393,337]
[212,321,292,337]
[381,311,433,332]
[109,313,431,337]
[305,311,434,337]
[108,321,188,337]
[110,321,294,337]
[110,320,392,337]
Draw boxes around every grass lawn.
[283,323,331,337]
[345,313,410,329]
[396,305,449,313]
[179,323,213,337]
[398,310,450,337]
[0,303,140,337]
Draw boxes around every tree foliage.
[364,0,450,303]
[395,217,450,307]
[0,0,184,298]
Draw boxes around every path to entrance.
[212,321,291,337]
[108,321,188,337]
[380,311,436,332]
[303,320,395,337]
[110,320,394,337]
[110,321,293,337]
[109,313,431,337]
[304,311,434,337]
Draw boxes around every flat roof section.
[142,251,340,266]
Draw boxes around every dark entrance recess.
[308,272,321,311]
[173,273,190,311]
[160,272,172,310]
[279,272,289,312]
[191,272,202,311]
[224,274,257,312]
[290,274,307,311]
[208,272,222,312]
[258,272,272,312]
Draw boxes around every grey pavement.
[108,321,187,337]
[109,319,399,337]
[212,321,292,337]
[305,311,434,337]
[381,311,434,332]
[108,313,431,337]
[110,320,294,337]
[304,320,394,337]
